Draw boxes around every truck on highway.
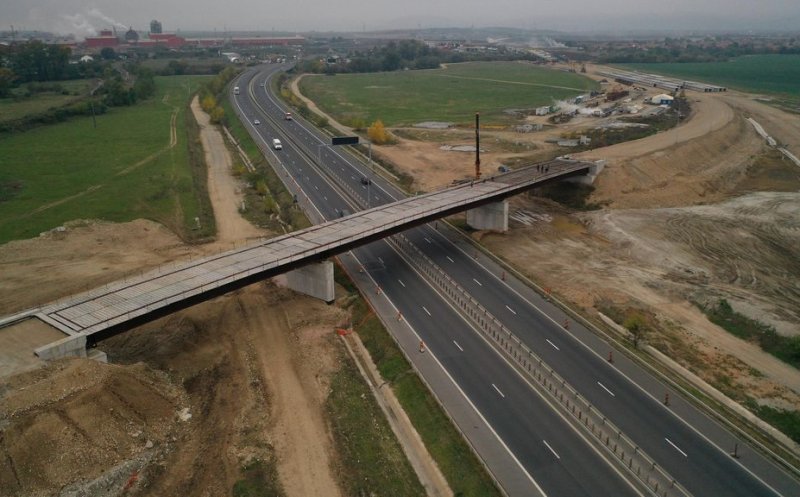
[272,138,282,150]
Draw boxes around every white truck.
[233,86,240,95]
[272,139,282,150]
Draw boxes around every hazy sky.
[3,0,800,36]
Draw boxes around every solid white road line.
[597,381,616,397]
[473,278,483,286]
[543,440,561,460]
[546,339,560,351]
[446,256,455,263]
[665,438,688,457]
[422,306,432,316]
[492,383,506,398]
[506,305,517,315]
[398,279,406,288]
[453,340,464,352]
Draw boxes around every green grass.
[338,271,501,497]
[326,350,426,497]
[0,75,211,243]
[299,61,598,126]
[701,300,800,369]
[620,55,800,99]
[0,79,94,122]
[232,459,284,497]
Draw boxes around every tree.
[100,47,117,60]
[209,105,225,124]
[368,120,391,145]
[624,313,647,348]
[0,68,17,97]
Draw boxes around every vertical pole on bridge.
[475,112,481,179]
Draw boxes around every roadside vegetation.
[0,75,212,243]
[699,299,800,370]
[334,269,502,497]
[298,61,598,126]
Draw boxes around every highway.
[233,64,800,496]
[234,66,639,497]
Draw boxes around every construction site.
[1,55,800,497]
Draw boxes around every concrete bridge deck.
[4,159,598,351]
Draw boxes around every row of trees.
[198,66,240,123]
[299,39,536,74]
[596,41,800,64]
[0,41,107,97]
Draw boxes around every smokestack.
[475,112,481,179]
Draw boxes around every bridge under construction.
[0,158,601,360]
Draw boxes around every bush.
[367,120,393,145]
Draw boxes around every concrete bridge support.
[467,200,509,231]
[34,332,87,360]
[563,160,606,185]
[286,261,335,303]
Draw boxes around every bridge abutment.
[286,261,335,303]
[34,333,87,361]
[467,200,509,231]
[563,160,606,185]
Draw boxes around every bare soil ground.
[0,106,342,497]
[302,67,800,415]
[1,98,443,497]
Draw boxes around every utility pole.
[475,112,481,179]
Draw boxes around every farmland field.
[298,61,598,126]
[0,75,209,244]
[619,55,800,98]
[0,79,95,123]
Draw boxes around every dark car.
[360,176,372,185]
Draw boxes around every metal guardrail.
[390,233,692,497]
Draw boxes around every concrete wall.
[34,333,87,361]
[466,200,509,231]
[286,261,335,303]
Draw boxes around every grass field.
[620,55,800,98]
[0,79,94,123]
[0,75,210,244]
[299,61,598,126]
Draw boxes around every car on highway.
[272,138,282,150]
[360,176,371,185]
[284,112,292,120]
[253,119,260,125]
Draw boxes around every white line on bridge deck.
[473,278,482,286]
[398,280,405,288]
[546,339,560,350]
[446,256,455,263]
[453,340,464,352]
[422,306,431,316]
[506,305,517,315]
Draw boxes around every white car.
[254,119,261,125]
[272,139,282,150]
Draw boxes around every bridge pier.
[467,200,509,231]
[286,261,335,303]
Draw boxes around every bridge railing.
[390,233,692,497]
